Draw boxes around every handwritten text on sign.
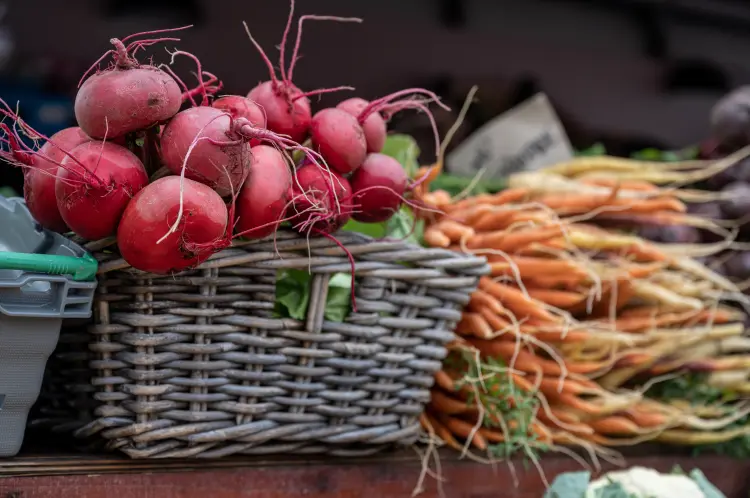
[447,93,573,179]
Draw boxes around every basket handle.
[0,252,98,281]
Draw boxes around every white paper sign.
[446,93,574,179]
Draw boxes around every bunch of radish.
[0,1,447,276]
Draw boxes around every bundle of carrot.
[412,150,750,471]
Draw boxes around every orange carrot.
[623,408,669,428]
[526,288,587,309]
[471,210,517,232]
[476,307,512,336]
[436,413,488,450]
[434,220,474,242]
[434,370,459,392]
[469,225,566,253]
[580,178,660,192]
[422,412,462,451]
[468,289,508,315]
[455,312,494,338]
[589,416,642,435]
[423,227,450,248]
[429,389,476,415]
[488,257,588,277]
[479,277,559,323]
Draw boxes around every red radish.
[212,96,267,147]
[247,81,312,143]
[310,108,367,174]
[288,163,352,235]
[55,141,149,240]
[161,100,326,198]
[243,2,360,143]
[117,176,228,274]
[75,27,189,139]
[312,89,449,174]
[287,162,358,312]
[234,145,292,239]
[351,153,408,223]
[337,98,386,153]
[2,126,92,232]
[160,106,251,197]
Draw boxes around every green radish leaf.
[274,269,312,320]
[342,218,386,239]
[576,143,607,157]
[381,134,420,177]
[325,273,353,322]
[275,270,354,323]
[134,137,146,148]
[428,173,506,196]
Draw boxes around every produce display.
[412,150,750,471]
[0,2,445,276]
[1,1,749,495]
[546,466,724,498]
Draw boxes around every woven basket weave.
[58,230,487,458]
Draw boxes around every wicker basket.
[53,230,487,458]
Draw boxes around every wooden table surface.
[0,449,748,498]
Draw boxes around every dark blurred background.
[1,0,749,192]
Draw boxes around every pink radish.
[244,1,360,143]
[75,27,189,139]
[336,98,386,153]
[313,89,449,175]
[117,176,228,274]
[287,162,352,235]
[310,108,367,174]
[350,153,408,223]
[160,106,252,197]
[55,141,149,240]
[0,125,91,232]
[0,103,146,239]
[25,127,92,232]
[234,145,292,239]
[212,96,267,147]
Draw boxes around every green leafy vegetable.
[380,133,420,177]
[576,143,607,157]
[689,469,725,498]
[646,373,750,458]
[630,146,699,162]
[343,134,424,244]
[325,273,353,322]
[590,479,637,498]
[274,270,352,322]
[544,471,591,498]
[0,186,19,198]
[428,173,506,197]
[274,269,313,320]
